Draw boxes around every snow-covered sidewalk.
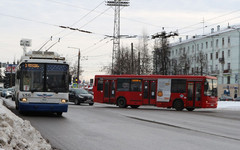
[0,99,52,150]
[217,101,240,110]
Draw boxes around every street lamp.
[68,47,81,85]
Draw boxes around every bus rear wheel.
[130,105,140,109]
[186,108,195,111]
[173,100,184,111]
[118,98,127,108]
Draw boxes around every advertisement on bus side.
[157,79,171,102]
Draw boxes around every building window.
[206,42,208,49]
[216,39,219,48]
[211,41,213,48]
[206,54,208,60]
[222,38,224,47]
[228,36,231,45]
[222,51,224,58]
[228,49,230,57]
[215,64,218,70]
[176,49,178,54]
[227,76,230,84]
[210,53,213,60]
[216,52,218,59]
[210,65,213,72]
[183,47,186,54]
[201,43,203,50]
[228,63,231,70]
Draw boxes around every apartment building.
[169,25,240,98]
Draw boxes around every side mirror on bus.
[69,75,72,84]
[17,70,21,79]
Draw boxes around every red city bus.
[93,75,218,111]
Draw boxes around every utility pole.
[106,0,130,74]
[77,49,81,84]
[152,31,178,75]
[68,47,81,84]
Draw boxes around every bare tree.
[138,31,152,75]
[68,60,84,78]
[179,53,190,75]
[197,51,207,75]
[153,36,170,75]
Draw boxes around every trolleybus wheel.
[56,112,63,116]
[118,98,127,108]
[130,105,140,109]
[173,100,184,111]
[186,108,195,111]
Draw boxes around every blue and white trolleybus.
[14,51,70,116]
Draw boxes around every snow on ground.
[217,101,240,110]
[0,99,52,150]
[0,98,239,150]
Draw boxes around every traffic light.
[73,77,78,83]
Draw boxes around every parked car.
[0,87,3,96]
[69,88,94,105]
[219,95,234,101]
[2,88,14,98]
[234,97,240,101]
[1,89,7,97]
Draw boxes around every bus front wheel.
[118,98,127,108]
[173,100,184,111]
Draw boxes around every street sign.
[72,83,78,88]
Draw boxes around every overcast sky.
[1,0,240,81]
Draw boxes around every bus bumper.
[18,103,68,112]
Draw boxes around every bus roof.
[19,50,67,64]
[94,74,217,80]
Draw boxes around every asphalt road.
[3,98,240,150]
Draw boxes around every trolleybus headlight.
[61,99,67,103]
[21,98,28,102]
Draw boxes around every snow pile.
[0,99,52,150]
[217,101,240,110]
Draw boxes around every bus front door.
[187,82,202,108]
[143,80,157,105]
[103,80,116,104]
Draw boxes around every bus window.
[117,79,130,91]
[171,79,186,93]
[97,78,103,91]
[131,79,142,92]
[196,83,201,101]
[204,79,218,97]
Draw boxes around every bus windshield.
[204,79,218,97]
[20,63,69,92]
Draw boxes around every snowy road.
[4,98,240,150]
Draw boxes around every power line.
[0,12,58,27]
[52,0,105,36]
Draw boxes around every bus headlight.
[21,98,28,102]
[61,99,67,103]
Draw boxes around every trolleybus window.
[20,63,44,92]
[46,64,68,92]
